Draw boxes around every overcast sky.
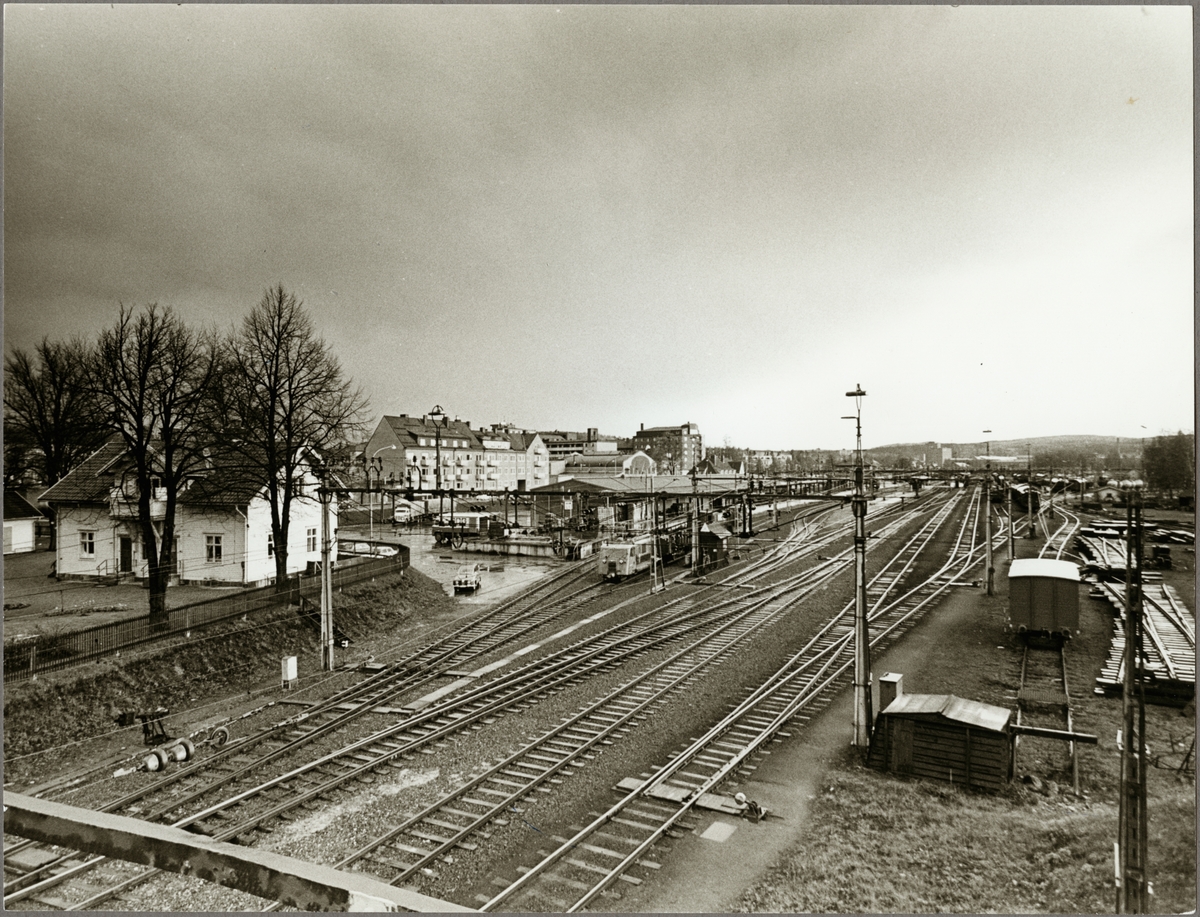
[3,4,1193,451]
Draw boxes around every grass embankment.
[3,569,455,779]
[737,746,1195,914]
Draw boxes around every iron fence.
[3,548,409,684]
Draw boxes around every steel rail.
[3,565,607,896]
[26,542,860,910]
[300,558,854,899]
[9,494,945,912]
[483,490,984,911]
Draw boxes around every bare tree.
[1143,431,1195,498]
[222,285,367,591]
[4,337,111,485]
[92,305,218,625]
[5,337,111,547]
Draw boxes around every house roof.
[1009,559,1081,582]
[635,424,699,436]
[380,414,481,449]
[880,694,1011,732]
[564,453,642,471]
[532,475,737,497]
[505,431,541,451]
[4,490,45,520]
[39,437,281,508]
[38,437,127,504]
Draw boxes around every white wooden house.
[39,438,333,587]
[3,490,44,554]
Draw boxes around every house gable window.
[267,533,275,557]
[307,527,317,552]
[80,531,95,556]
[205,534,223,564]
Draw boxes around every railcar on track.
[1007,558,1081,640]
[432,511,502,547]
[597,525,690,581]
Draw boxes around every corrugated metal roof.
[1009,559,1081,582]
[880,694,1011,732]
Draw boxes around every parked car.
[453,563,483,593]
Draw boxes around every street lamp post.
[314,465,337,672]
[366,445,397,539]
[845,385,872,749]
[429,405,447,520]
[983,432,993,596]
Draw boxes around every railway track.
[1039,504,1082,561]
[1013,639,1079,792]
[478,487,986,911]
[3,560,607,904]
[3,492,947,910]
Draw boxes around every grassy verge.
[3,569,456,778]
[736,746,1194,914]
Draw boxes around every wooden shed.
[696,522,731,573]
[867,694,1012,791]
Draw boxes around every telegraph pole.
[318,467,336,672]
[691,468,701,576]
[845,385,872,748]
[1026,444,1037,538]
[983,432,993,596]
[1006,475,1015,562]
[1117,488,1149,912]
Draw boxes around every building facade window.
[267,533,275,557]
[307,527,317,552]
[205,534,223,564]
[80,531,95,556]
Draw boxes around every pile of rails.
[1075,521,1194,582]
[1091,580,1195,706]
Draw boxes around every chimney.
[640,422,644,431]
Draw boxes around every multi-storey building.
[632,422,703,474]
[537,428,620,460]
[363,415,549,493]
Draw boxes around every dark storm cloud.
[4,5,1192,447]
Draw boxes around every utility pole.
[983,432,993,596]
[1117,488,1149,912]
[1026,444,1037,539]
[691,468,701,576]
[845,385,872,748]
[1006,473,1015,562]
[318,467,336,672]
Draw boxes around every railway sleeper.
[362,851,421,873]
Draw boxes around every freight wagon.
[1007,558,1081,639]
